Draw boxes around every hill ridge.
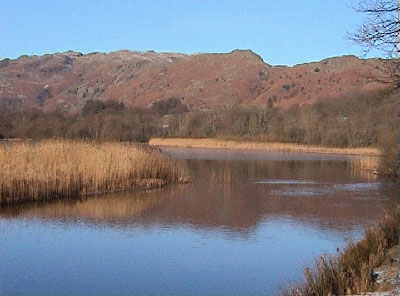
[0,49,395,113]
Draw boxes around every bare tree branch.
[347,0,399,57]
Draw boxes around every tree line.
[0,90,395,148]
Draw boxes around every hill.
[0,50,396,112]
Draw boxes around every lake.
[0,147,396,296]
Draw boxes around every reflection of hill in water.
[2,157,395,233]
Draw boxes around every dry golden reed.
[282,213,398,296]
[0,140,181,205]
[149,138,381,156]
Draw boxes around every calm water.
[0,148,396,296]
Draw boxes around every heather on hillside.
[1,51,395,112]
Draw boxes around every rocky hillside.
[0,49,395,112]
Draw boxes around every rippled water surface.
[0,147,396,295]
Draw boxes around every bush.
[151,97,188,115]
[82,100,106,115]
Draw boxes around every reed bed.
[149,138,381,156]
[282,213,398,296]
[0,140,182,205]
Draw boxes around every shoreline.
[282,214,398,295]
[149,138,382,156]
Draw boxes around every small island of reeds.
[0,140,183,206]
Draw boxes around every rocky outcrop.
[0,49,395,113]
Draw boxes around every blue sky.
[0,0,379,65]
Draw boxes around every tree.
[348,0,399,57]
[348,1,399,177]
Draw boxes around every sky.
[0,0,381,66]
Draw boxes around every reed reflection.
[2,153,395,235]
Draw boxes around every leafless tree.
[348,0,399,57]
[347,1,399,86]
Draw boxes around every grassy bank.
[282,213,398,295]
[149,138,381,156]
[0,140,182,206]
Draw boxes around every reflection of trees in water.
[187,158,369,183]
[2,158,395,234]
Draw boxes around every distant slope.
[0,49,395,112]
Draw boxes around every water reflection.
[3,152,395,233]
[0,148,396,296]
